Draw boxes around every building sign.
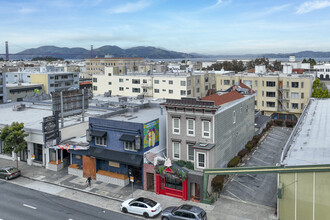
[31,155,35,160]
[109,161,120,168]
[130,176,134,182]
[42,115,59,143]
[143,119,159,148]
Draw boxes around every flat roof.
[105,107,162,123]
[282,98,330,166]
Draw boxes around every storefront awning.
[87,147,143,167]
[90,130,107,137]
[49,144,89,150]
[119,134,136,142]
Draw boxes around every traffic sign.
[130,176,134,182]
[31,155,35,160]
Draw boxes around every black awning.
[87,147,143,167]
[90,130,107,137]
[119,134,136,142]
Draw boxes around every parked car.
[120,197,162,218]
[161,204,207,220]
[0,166,21,180]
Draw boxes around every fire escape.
[278,81,289,112]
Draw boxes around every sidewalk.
[0,158,277,220]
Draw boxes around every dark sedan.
[0,166,21,180]
[161,204,207,220]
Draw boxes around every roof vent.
[12,103,26,111]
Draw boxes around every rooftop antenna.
[91,45,93,58]
[5,41,9,61]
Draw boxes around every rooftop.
[105,107,162,123]
[281,98,330,166]
[201,91,245,106]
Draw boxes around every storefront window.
[166,176,182,191]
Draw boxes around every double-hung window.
[187,119,195,136]
[202,121,210,138]
[95,137,106,146]
[187,144,194,161]
[124,142,135,151]
[173,118,180,134]
[197,152,206,169]
[173,142,180,159]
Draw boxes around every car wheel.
[143,212,149,218]
[162,217,169,220]
[4,176,8,180]
[122,207,128,213]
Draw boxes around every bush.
[285,120,297,128]
[227,156,240,167]
[245,142,254,152]
[211,175,225,192]
[237,148,248,158]
[176,160,186,167]
[253,134,261,143]
[266,121,273,130]
[185,161,194,170]
[274,119,283,126]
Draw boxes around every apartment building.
[314,63,330,80]
[30,72,79,94]
[93,67,216,99]
[0,71,6,103]
[215,72,315,119]
[85,58,145,77]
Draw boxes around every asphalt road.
[0,180,137,220]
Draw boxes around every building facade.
[6,83,44,102]
[30,72,79,94]
[215,72,314,119]
[314,63,330,80]
[0,71,6,103]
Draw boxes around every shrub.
[262,128,267,135]
[274,119,283,126]
[176,160,186,167]
[266,121,273,130]
[285,120,297,128]
[253,134,261,143]
[185,161,194,170]
[227,156,240,167]
[245,142,254,152]
[237,148,248,158]
[211,175,225,192]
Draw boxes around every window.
[262,81,264,87]
[196,88,200,93]
[255,100,257,106]
[266,102,275,107]
[187,80,191,86]
[154,80,159,84]
[169,90,173,94]
[124,141,136,151]
[262,91,264,96]
[291,92,299,99]
[95,137,106,146]
[196,79,200,84]
[301,93,304,99]
[132,79,140,84]
[169,80,173,85]
[162,80,166,82]
[301,103,304,109]
[266,81,275,87]
[173,118,180,134]
[292,103,298,109]
[187,119,195,136]
[108,82,112,85]
[233,111,236,124]
[92,78,97,82]
[187,144,194,161]
[180,90,186,96]
[119,87,124,91]
[132,88,140,93]
[108,73,111,76]
[197,152,206,169]
[162,89,166,92]
[255,80,258,86]
[187,90,191,95]
[119,78,123,82]
[266,92,276,97]
[181,81,186,86]
[154,89,159,93]
[202,121,210,138]
[143,88,147,92]
[93,86,97,91]
[287,81,289,88]
[143,79,147,83]
[224,80,230,85]
[301,82,304,88]
[205,77,209,83]
[173,142,180,159]
[292,82,299,88]
[205,85,208,90]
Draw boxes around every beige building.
[215,72,315,118]
[85,58,145,78]
[92,67,217,99]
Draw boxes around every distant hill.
[12,45,198,60]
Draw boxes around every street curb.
[21,175,125,203]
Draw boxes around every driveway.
[221,127,293,207]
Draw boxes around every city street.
[0,180,136,220]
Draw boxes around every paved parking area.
[221,127,292,208]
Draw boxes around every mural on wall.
[143,119,159,148]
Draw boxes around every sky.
[1,0,330,55]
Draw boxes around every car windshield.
[7,168,18,173]
[198,210,206,218]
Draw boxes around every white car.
[120,197,162,218]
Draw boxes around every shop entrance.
[147,173,154,191]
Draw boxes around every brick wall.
[143,164,156,192]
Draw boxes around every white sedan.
[120,197,162,218]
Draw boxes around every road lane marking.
[23,204,37,209]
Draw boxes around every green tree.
[312,78,330,98]
[272,60,282,71]
[0,122,28,168]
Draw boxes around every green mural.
[143,119,159,148]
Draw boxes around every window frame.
[173,142,181,159]
[172,118,180,134]
[95,137,107,146]
[197,152,206,169]
[186,119,195,136]
[187,143,194,162]
[124,141,136,151]
[233,111,236,124]
[202,120,211,138]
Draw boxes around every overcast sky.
[1,0,330,55]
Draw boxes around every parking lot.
[221,127,293,208]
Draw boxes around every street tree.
[0,122,28,168]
